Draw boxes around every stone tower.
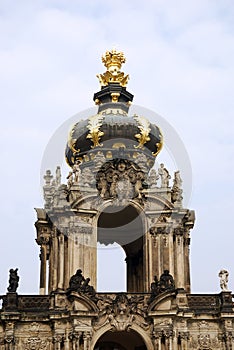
[35,49,195,296]
[1,50,233,350]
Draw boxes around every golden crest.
[68,122,80,154]
[134,114,151,149]
[86,114,104,148]
[97,49,129,87]
[102,49,126,70]
[152,128,163,157]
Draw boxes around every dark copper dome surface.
[65,110,163,167]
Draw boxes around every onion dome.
[65,49,163,170]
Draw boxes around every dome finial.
[97,49,129,87]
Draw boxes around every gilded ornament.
[97,49,129,87]
[112,142,126,149]
[111,92,120,102]
[152,131,163,157]
[68,122,80,154]
[86,114,104,148]
[102,49,126,70]
[134,114,151,149]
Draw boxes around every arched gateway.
[33,49,197,349]
[0,49,228,349]
[93,329,149,350]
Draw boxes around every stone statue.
[148,275,160,304]
[82,278,96,297]
[219,269,229,291]
[67,171,74,188]
[68,269,85,291]
[149,270,175,303]
[44,169,53,186]
[67,269,96,299]
[159,270,175,292]
[148,169,159,188]
[7,268,19,293]
[43,170,55,208]
[109,173,118,197]
[98,173,108,198]
[55,166,61,186]
[134,172,144,198]
[174,170,182,188]
[171,170,183,205]
[158,163,171,188]
[150,275,159,296]
[72,159,81,183]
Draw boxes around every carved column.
[62,330,71,350]
[40,243,47,294]
[52,228,59,292]
[174,228,184,289]
[36,236,50,295]
[4,336,14,350]
[162,235,169,272]
[184,231,191,293]
[168,231,174,279]
[83,331,91,350]
[64,337,69,350]
[153,331,162,350]
[69,331,82,350]
[172,334,177,349]
[4,323,15,350]
[164,333,170,350]
[223,331,233,350]
[58,233,64,290]
[49,228,56,293]
[168,334,173,350]
[179,332,189,350]
[158,234,163,278]
[69,228,75,281]
[64,235,69,290]
[53,334,64,350]
[149,228,159,281]
[143,231,149,292]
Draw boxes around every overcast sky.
[0,0,234,295]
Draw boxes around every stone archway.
[93,330,147,350]
[97,203,146,292]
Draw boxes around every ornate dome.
[65,49,163,169]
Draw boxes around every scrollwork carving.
[24,337,48,350]
[190,333,221,350]
[96,159,147,203]
[94,293,149,332]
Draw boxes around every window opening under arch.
[97,204,145,293]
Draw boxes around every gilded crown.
[97,49,129,87]
[102,49,126,71]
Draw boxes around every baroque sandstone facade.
[0,50,233,350]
